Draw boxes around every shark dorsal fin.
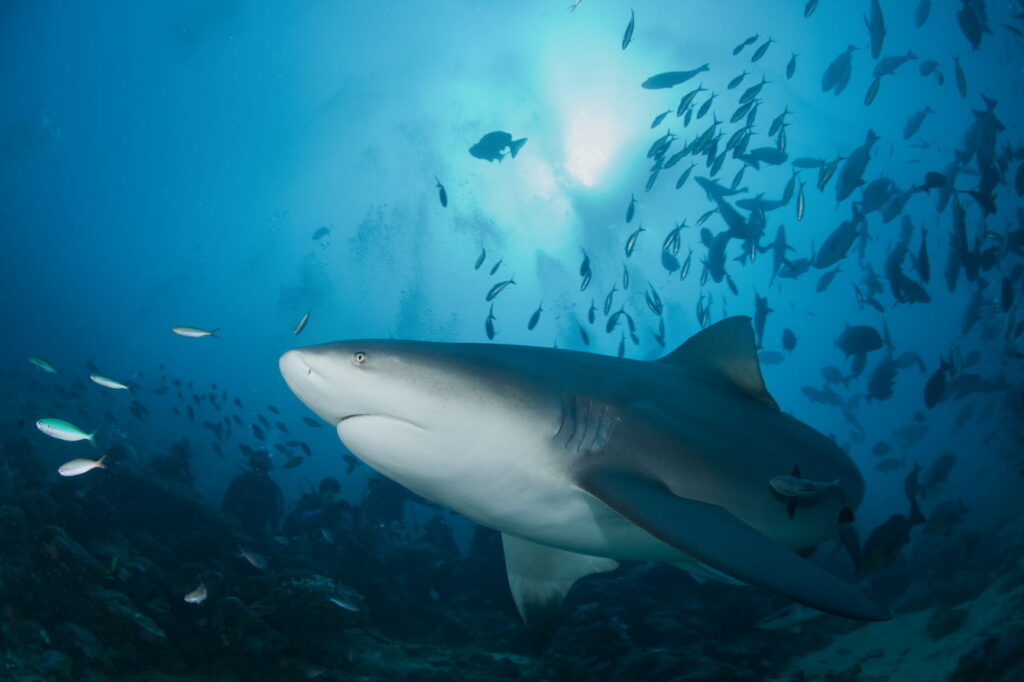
[660,316,779,410]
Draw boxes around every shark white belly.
[336,408,685,562]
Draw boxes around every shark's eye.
[352,351,367,366]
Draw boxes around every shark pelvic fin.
[501,533,618,628]
[577,467,891,621]
[660,316,778,410]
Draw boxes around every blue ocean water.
[2,1,1023,680]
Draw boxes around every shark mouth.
[337,413,427,432]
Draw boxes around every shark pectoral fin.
[578,468,891,622]
[659,316,779,410]
[501,533,618,628]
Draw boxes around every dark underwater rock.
[822,663,861,682]
[925,606,969,639]
[36,649,72,679]
[950,632,1024,682]
[3,435,46,488]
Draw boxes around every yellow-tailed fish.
[58,455,107,477]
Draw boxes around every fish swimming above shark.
[279,316,889,625]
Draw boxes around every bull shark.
[279,316,889,625]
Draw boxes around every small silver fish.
[184,583,208,604]
[485,277,515,302]
[606,308,624,334]
[680,248,693,280]
[293,311,310,335]
[624,225,645,257]
[29,357,57,373]
[603,285,618,316]
[172,326,219,338]
[238,547,267,570]
[328,596,359,612]
[90,374,129,390]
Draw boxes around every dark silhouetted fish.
[753,293,771,349]
[486,278,515,302]
[624,225,645,257]
[469,131,527,162]
[836,129,879,202]
[485,304,497,340]
[915,0,930,27]
[863,76,881,106]
[642,64,710,89]
[836,325,883,356]
[650,109,671,129]
[781,328,797,352]
[953,55,967,97]
[822,45,857,95]
[873,50,916,78]
[859,500,924,575]
[527,303,543,331]
[865,0,885,59]
[920,454,956,498]
[434,177,447,207]
[750,37,774,63]
[902,106,933,139]
[816,266,841,292]
[924,357,950,409]
[621,9,635,50]
[815,207,862,269]
[957,1,990,50]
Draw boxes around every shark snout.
[279,349,312,385]
[279,348,352,426]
